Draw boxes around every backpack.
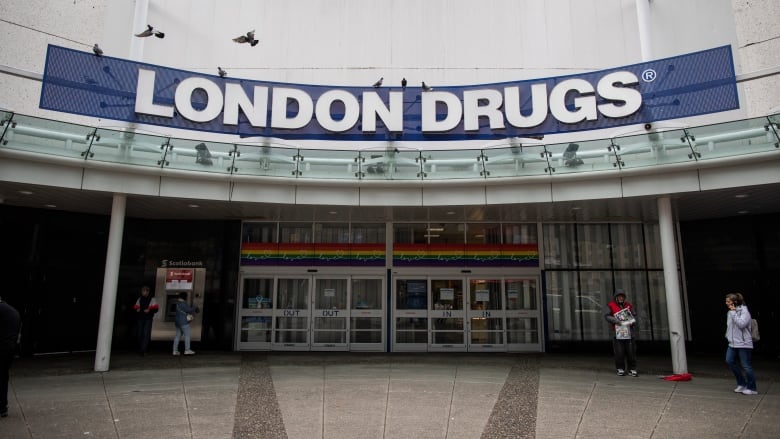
[750,319,760,342]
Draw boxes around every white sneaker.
[616,369,625,376]
[741,389,758,395]
[184,350,196,355]
[734,385,746,393]
[172,351,180,356]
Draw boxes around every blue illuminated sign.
[40,45,738,141]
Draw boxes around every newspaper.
[613,307,635,339]
[613,307,635,325]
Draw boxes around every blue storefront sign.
[40,45,738,141]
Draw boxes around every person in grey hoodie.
[172,292,199,356]
[724,293,757,395]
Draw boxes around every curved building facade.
[0,1,778,366]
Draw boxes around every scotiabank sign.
[40,45,737,141]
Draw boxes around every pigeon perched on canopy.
[218,67,227,78]
[421,82,433,92]
[92,44,103,56]
[372,77,383,88]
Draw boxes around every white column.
[94,194,127,372]
[657,196,687,374]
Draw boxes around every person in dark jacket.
[0,297,21,418]
[604,289,638,377]
[133,286,159,355]
[172,292,199,356]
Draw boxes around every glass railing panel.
[544,138,617,174]
[232,144,298,178]
[297,149,360,180]
[609,129,696,169]
[359,149,422,180]
[0,111,12,143]
[89,128,167,167]
[165,138,234,174]
[684,117,780,160]
[482,143,550,178]
[0,114,93,159]
[768,114,780,146]
[420,149,485,180]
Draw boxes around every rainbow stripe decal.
[241,242,538,267]
[392,244,538,266]
[241,243,385,266]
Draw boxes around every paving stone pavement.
[1,351,778,438]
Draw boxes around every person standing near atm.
[0,297,21,418]
[133,286,159,356]
[173,292,199,356]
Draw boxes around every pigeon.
[422,81,433,92]
[233,30,259,46]
[401,78,407,88]
[373,77,383,88]
[135,24,164,38]
[92,43,103,56]
[218,67,227,78]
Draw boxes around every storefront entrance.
[235,269,386,351]
[392,271,542,352]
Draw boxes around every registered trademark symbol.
[641,69,657,82]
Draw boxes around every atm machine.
[151,267,206,341]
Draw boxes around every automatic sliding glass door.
[350,277,385,351]
[274,277,311,350]
[505,278,541,351]
[467,278,505,352]
[237,272,385,352]
[429,278,466,351]
[393,278,429,351]
[311,277,349,351]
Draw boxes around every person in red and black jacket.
[604,289,638,377]
[133,286,159,355]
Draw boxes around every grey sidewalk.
[0,351,778,438]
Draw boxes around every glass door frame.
[391,268,543,353]
[466,277,506,352]
[311,275,350,351]
[504,276,543,352]
[429,277,467,352]
[235,274,275,351]
[236,267,385,352]
[272,275,312,351]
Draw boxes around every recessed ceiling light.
[19,190,33,195]
[571,206,582,210]
[446,211,456,215]
[328,211,338,215]
[44,204,56,208]
[734,194,748,198]
[737,210,749,214]
[188,204,200,208]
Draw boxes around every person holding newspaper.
[604,289,638,377]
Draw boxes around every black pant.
[613,338,637,370]
[136,319,153,353]
[1,353,12,413]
